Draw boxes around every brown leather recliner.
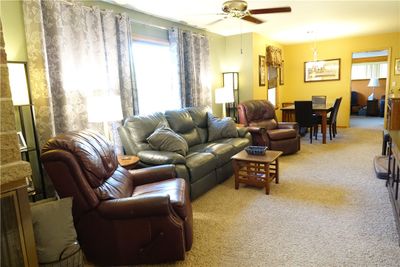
[237,100,300,155]
[40,130,193,266]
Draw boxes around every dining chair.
[294,101,318,143]
[312,95,327,105]
[316,97,342,140]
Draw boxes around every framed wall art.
[304,58,340,82]
[395,58,400,75]
[259,55,266,86]
[279,61,284,85]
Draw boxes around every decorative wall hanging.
[304,58,340,82]
[259,55,266,86]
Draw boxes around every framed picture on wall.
[279,61,284,85]
[395,58,400,75]
[304,58,341,82]
[259,55,266,86]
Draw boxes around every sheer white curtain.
[22,0,138,148]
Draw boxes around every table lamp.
[367,78,379,100]
[87,95,123,141]
[215,87,234,117]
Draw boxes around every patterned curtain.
[169,28,211,108]
[266,46,283,67]
[22,0,138,150]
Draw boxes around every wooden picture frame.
[259,55,266,86]
[304,58,341,82]
[279,61,284,85]
[17,131,27,151]
[395,58,400,75]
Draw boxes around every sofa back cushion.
[165,109,201,147]
[123,112,169,152]
[186,106,210,143]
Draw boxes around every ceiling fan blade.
[206,18,225,26]
[241,15,264,24]
[249,6,292,15]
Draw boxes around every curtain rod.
[129,19,169,31]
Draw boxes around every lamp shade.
[7,62,30,105]
[87,95,123,123]
[215,87,234,104]
[368,78,380,87]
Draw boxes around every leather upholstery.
[41,130,193,265]
[238,100,300,155]
[119,107,252,199]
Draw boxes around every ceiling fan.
[209,0,291,25]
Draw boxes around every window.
[351,62,388,80]
[132,40,181,114]
[267,66,278,106]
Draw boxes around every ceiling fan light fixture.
[223,1,248,13]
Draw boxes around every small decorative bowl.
[245,146,268,155]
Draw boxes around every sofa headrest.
[124,112,168,143]
[185,106,210,128]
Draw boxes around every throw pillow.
[30,197,77,263]
[147,124,189,156]
[207,113,238,142]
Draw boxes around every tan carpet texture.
[162,124,400,266]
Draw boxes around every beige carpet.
[161,125,400,266]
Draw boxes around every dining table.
[281,103,334,144]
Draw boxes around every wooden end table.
[231,150,283,195]
[117,155,139,170]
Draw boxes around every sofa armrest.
[138,150,186,165]
[97,195,172,219]
[236,127,249,137]
[118,126,137,155]
[130,165,177,186]
[277,122,299,131]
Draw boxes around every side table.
[231,150,282,194]
[117,155,139,170]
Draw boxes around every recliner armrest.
[97,195,172,219]
[130,165,177,186]
[246,126,266,135]
[138,150,186,165]
[277,122,299,131]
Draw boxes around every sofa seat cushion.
[198,143,236,167]
[185,152,217,182]
[132,178,187,219]
[215,138,251,153]
[267,128,297,140]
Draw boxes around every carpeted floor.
[161,122,400,266]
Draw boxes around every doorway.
[350,49,388,128]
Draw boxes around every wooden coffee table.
[231,150,283,195]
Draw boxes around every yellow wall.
[0,0,27,61]
[283,32,400,127]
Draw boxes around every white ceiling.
[108,0,400,44]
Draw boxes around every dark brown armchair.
[237,100,300,155]
[40,130,193,266]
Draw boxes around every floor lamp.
[215,87,234,117]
